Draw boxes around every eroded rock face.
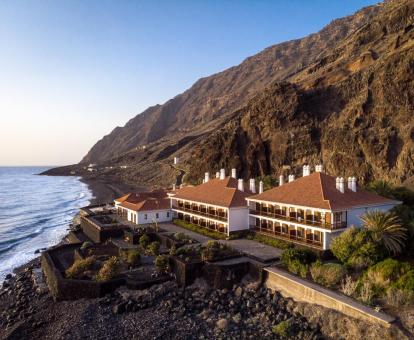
[51,0,413,188]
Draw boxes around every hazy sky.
[0,0,379,166]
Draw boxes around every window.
[167,212,170,218]
[156,213,159,218]
[144,214,148,220]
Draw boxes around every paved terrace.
[159,223,282,263]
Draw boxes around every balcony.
[252,227,323,249]
[173,205,228,222]
[249,210,347,230]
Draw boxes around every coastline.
[80,177,148,205]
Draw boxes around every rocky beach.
[0,180,410,340]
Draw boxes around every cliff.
[47,0,414,189]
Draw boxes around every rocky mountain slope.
[49,0,413,189]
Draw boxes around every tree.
[361,211,407,255]
[366,180,395,198]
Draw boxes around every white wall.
[228,207,249,232]
[347,204,398,228]
[137,209,172,224]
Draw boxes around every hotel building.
[247,166,401,251]
[169,169,255,236]
[114,190,172,224]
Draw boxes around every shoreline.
[80,177,145,205]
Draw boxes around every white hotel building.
[247,166,401,251]
[169,169,255,236]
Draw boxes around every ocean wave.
[0,167,92,281]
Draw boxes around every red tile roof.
[248,172,399,210]
[171,177,254,208]
[115,190,170,212]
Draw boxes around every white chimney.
[279,175,284,186]
[173,157,179,165]
[219,168,225,180]
[249,179,256,193]
[288,174,295,183]
[315,164,323,173]
[172,183,176,191]
[347,177,352,190]
[339,177,345,193]
[216,171,220,178]
[204,172,210,183]
[259,181,264,194]
[202,179,205,183]
[336,177,340,190]
[231,168,237,179]
[238,179,244,192]
[351,177,357,192]
[303,165,310,177]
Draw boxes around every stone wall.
[264,267,395,327]
[80,216,123,243]
[41,244,124,301]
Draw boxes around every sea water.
[0,167,92,281]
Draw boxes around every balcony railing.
[173,206,228,222]
[249,210,347,230]
[253,227,323,249]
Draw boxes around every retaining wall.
[41,244,124,301]
[264,267,395,327]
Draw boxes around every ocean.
[0,167,92,281]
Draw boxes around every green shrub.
[281,248,316,266]
[281,248,315,278]
[272,319,293,337]
[331,227,383,269]
[125,249,141,267]
[310,261,346,288]
[155,255,169,273]
[169,244,177,256]
[65,256,96,279]
[287,259,308,278]
[385,287,414,307]
[95,256,120,282]
[331,227,366,263]
[363,259,412,294]
[201,241,234,261]
[346,240,382,270]
[392,271,414,291]
[173,219,226,239]
[246,232,291,249]
[81,241,93,250]
[173,232,187,241]
[147,241,160,255]
[139,234,150,248]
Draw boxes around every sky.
[0,0,380,166]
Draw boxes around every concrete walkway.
[159,223,282,263]
[159,223,213,244]
[221,239,282,263]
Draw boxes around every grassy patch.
[272,319,293,337]
[173,219,226,240]
[246,231,291,250]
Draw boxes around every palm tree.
[361,211,407,255]
[366,181,395,199]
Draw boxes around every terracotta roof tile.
[172,177,254,208]
[248,172,399,210]
[115,190,170,211]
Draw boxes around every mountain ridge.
[48,0,413,190]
